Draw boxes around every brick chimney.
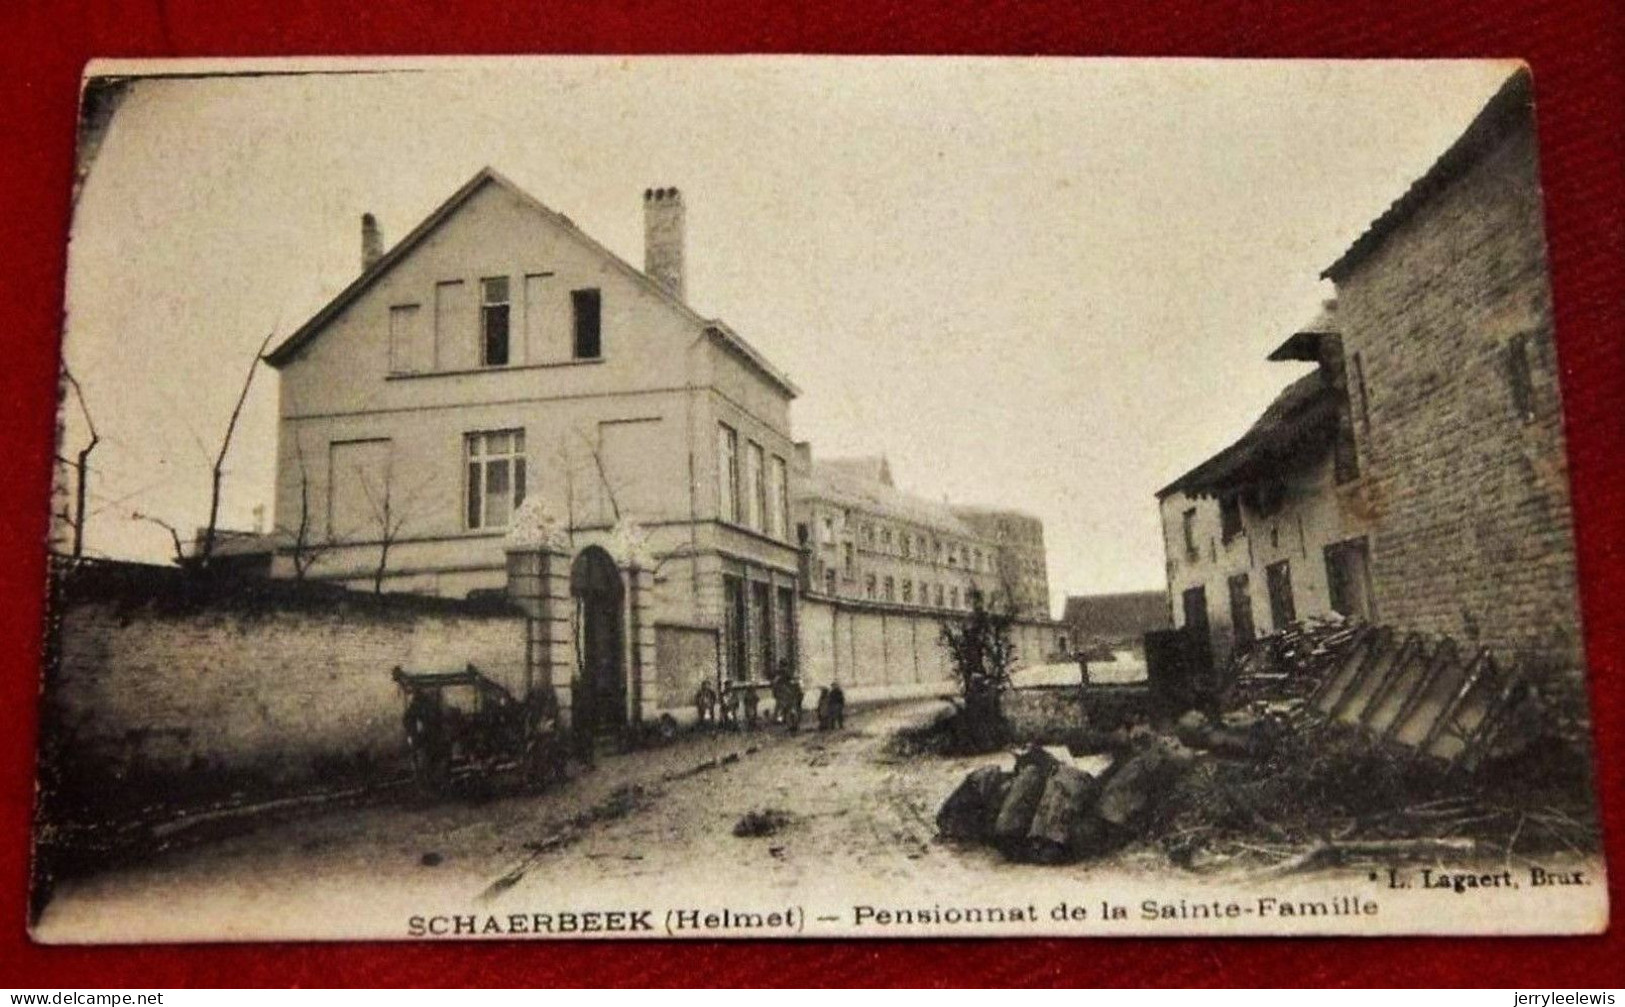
[361,212,384,271]
[643,187,685,301]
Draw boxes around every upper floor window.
[900,535,911,559]
[717,424,739,524]
[902,581,913,604]
[768,455,789,541]
[824,569,836,595]
[1219,495,1243,543]
[481,277,511,367]
[572,288,602,359]
[745,441,766,531]
[865,573,877,599]
[883,576,895,601]
[1182,507,1199,561]
[821,516,835,544]
[466,429,526,530]
[387,304,425,374]
[843,542,854,577]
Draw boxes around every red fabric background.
[1,0,1620,987]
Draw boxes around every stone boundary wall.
[43,563,527,808]
[797,594,1061,704]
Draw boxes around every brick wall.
[1334,109,1582,673]
[44,569,527,809]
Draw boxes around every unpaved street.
[37,698,1060,942]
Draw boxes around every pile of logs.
[936,742,1189,864]
[1172,710,1278,759]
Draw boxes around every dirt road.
[35,698,1034,941]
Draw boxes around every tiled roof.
[1062,591,1171,637]
[1156,370,1339,499]
[1322,68,1534,283]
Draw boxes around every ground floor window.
[1228,573,1255,645]
[722,575,746,684]
[1325,537,1376,621]
[1181,585,1209,638]
[1265,560,1296,630]
[775,586,796,678]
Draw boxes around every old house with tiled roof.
[1157,301,1374,665]
[1157,68,1579,677]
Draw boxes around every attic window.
[1219,494,1243,543]
[572,288,602,359]
[481,277,510,367]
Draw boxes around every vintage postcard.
[30,56,1606,942]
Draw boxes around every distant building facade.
[265,169,803,731]
[795,454,998,614]
[1158,69,1581,675]
[950,507,1052,620]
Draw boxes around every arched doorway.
[571,546,626,737]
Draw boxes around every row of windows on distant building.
[814,513,989,574]
[717,423,792,542]
[818,566,982,611]
[386,276,602,374]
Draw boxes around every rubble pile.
[937,741,1190,864]
[1225,615,1363,704]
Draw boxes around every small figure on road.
[816,681,846,730]
[741,682,760,731]
[694,679,718,727]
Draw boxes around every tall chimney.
[643,187,685,300]
[361,212,384,271]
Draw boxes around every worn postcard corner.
[30,56,1606,943]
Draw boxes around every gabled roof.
[264,166,799,398]
[1156,370,1338,499]
[1323,68,1534,283]
[1062,591,1171,637]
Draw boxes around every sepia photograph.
[28,55,1606,942]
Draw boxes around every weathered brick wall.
[48,589,527,796]
[1334,114,1582,673]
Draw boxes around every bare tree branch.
[574,426,620,523]
[131,510,187,567]
[198,326,277,571]
[276,432,333,581]
[61,367,100,560]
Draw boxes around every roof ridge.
[262,167,799,397]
